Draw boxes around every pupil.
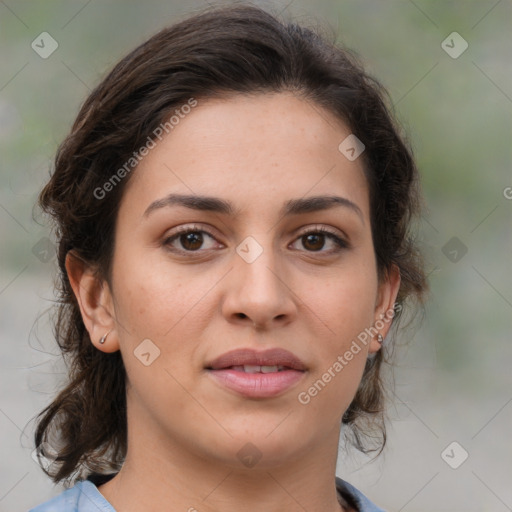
[304,233,324,251]
[179,232,326,251]
[182,232,203,250]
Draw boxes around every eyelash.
[163,224,349,255]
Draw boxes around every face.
[95,93,399,469]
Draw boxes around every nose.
[221,240,298,330]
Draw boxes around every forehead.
[119,92,370,222]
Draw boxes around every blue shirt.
[29,476,385,512]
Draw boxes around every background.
[1,1,511,510]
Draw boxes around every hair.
[34,4,427,483]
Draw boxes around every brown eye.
[179,231,204,251]
[290,228,348,254]
[302,233,326,251]
[164,226,221,253]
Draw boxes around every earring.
[99,330,112,345]
[377,333,384,344]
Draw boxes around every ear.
[368,264,401,354]
[65,250,120,353]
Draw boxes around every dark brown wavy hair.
[34,4,427,483]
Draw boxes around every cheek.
[110,251,220,387]
[311,264,378,344]
[112,259,203,412]
[298,265,377,412]
[111,251,194,339]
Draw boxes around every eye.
[290,227,348,253]
[163,224,348,255]
[163,225,222,253]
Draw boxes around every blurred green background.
[0,1,511,511]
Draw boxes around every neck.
[98,411,347,512]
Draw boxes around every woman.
[30,4,427,511]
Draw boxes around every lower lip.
[207,369,305,398]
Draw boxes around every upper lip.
[206,348,307,371]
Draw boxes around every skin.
[67,92,400,512]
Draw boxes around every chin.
[210,421,315,469]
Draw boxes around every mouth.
[217,364,296,373]
[205,348,307,398]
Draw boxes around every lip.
[205,348,307,398]
[206,348,307,371]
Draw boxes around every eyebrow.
[143,193,364,223]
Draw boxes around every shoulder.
[28,480,115,512]
[336,477,387,512]
[30,476,379,511]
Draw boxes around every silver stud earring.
[377,333,384,344]
[99,330,112,345]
